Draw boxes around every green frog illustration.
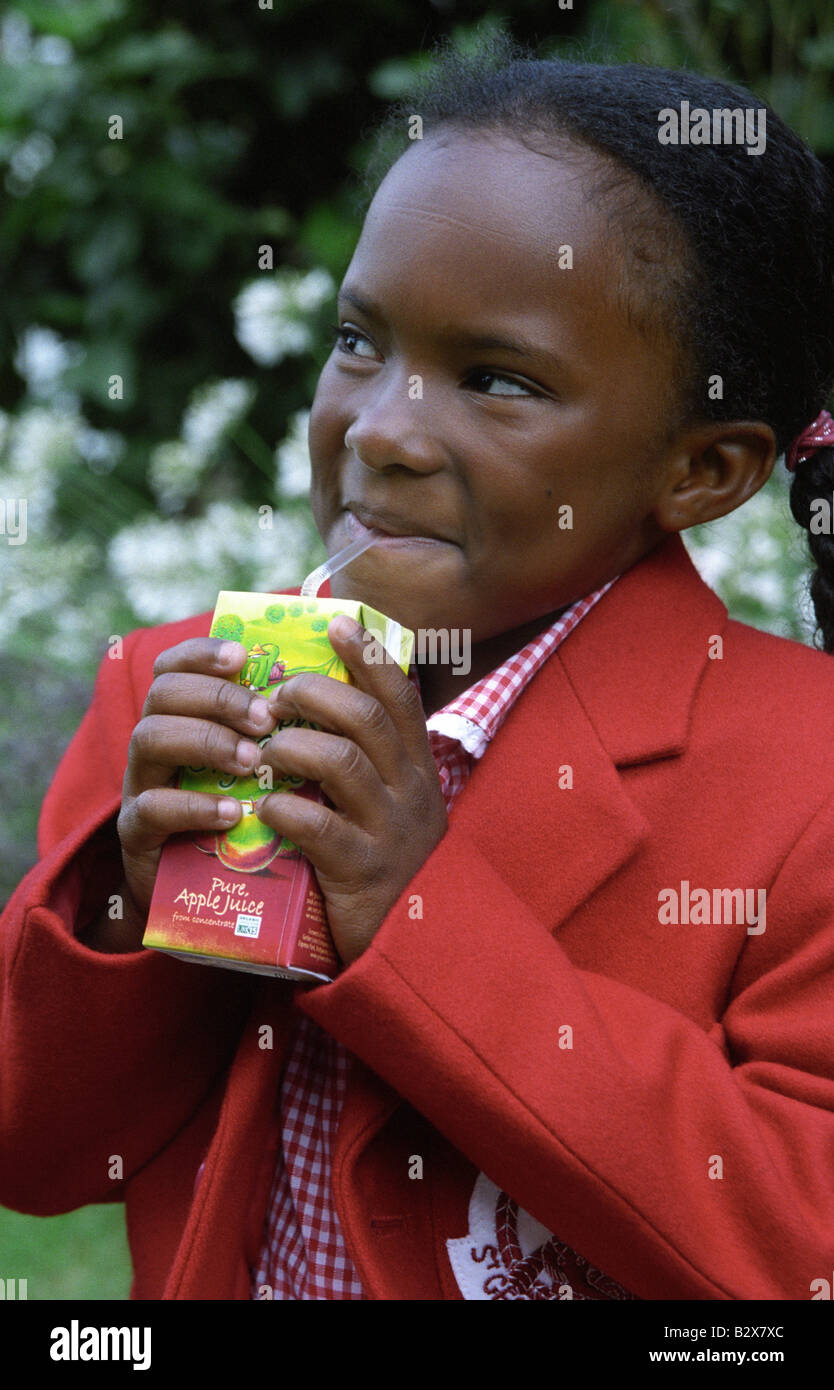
[240,642,283,691]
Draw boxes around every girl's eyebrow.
[338,287,569,373]
[338,287,381,320]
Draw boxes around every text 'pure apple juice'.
[143,534,414,982]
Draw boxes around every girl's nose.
[344,397,443,475]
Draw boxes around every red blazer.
[2,533,834,1300]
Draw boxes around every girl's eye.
[328,328,541,396]
[466,369,537,398]
[329,324,379,359]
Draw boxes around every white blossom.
[233,267,334,366]
[182,378,255,458]
[34,35,73,65]
[294,268,335,312]
[149,440,205,513]
[108,503,314,624]
[0,12,32,65]
[13,325,79,398]
[149,380,256,511]
[10,132,56,187]
[0,405,83,528]
[0,532,99,649]
[76,425,124,474]
[275,410,312,498]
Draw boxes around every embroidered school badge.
[446,1173,638,1300]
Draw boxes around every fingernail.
[249,697,270,725]
[330,615,361,640]
[217,798,241,822]
[219,641,244,664]
[236,739,260,769]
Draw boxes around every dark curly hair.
[359,32,834,649]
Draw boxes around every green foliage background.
[0,0,832,1298]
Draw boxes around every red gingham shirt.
[248,579,619,1299]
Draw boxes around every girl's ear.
[652,421,778,532]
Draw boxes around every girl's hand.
[255,616,448,967]
[117,639,277,922]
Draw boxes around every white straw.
[300,530,383,597]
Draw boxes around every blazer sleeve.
[0,628,254,1216]
[297,794,834,1301]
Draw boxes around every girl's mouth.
[343,508,452,548]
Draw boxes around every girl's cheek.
[309,373,349,461]
[310,355,339,412]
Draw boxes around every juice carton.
[142,589,415,983]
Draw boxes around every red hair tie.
[785,408,834,471]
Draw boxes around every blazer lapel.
[447,533,726,933]
[449,654,649,932]
[556,532,728,767]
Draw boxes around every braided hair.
[789,450,834,651]
[360,33,834,648]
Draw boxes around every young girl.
[2,36,834,1301]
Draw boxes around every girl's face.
[308,130,682,641]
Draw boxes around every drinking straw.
[300,529,384,597]
[300,528,405,663]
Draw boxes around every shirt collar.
[408,577,619,760]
